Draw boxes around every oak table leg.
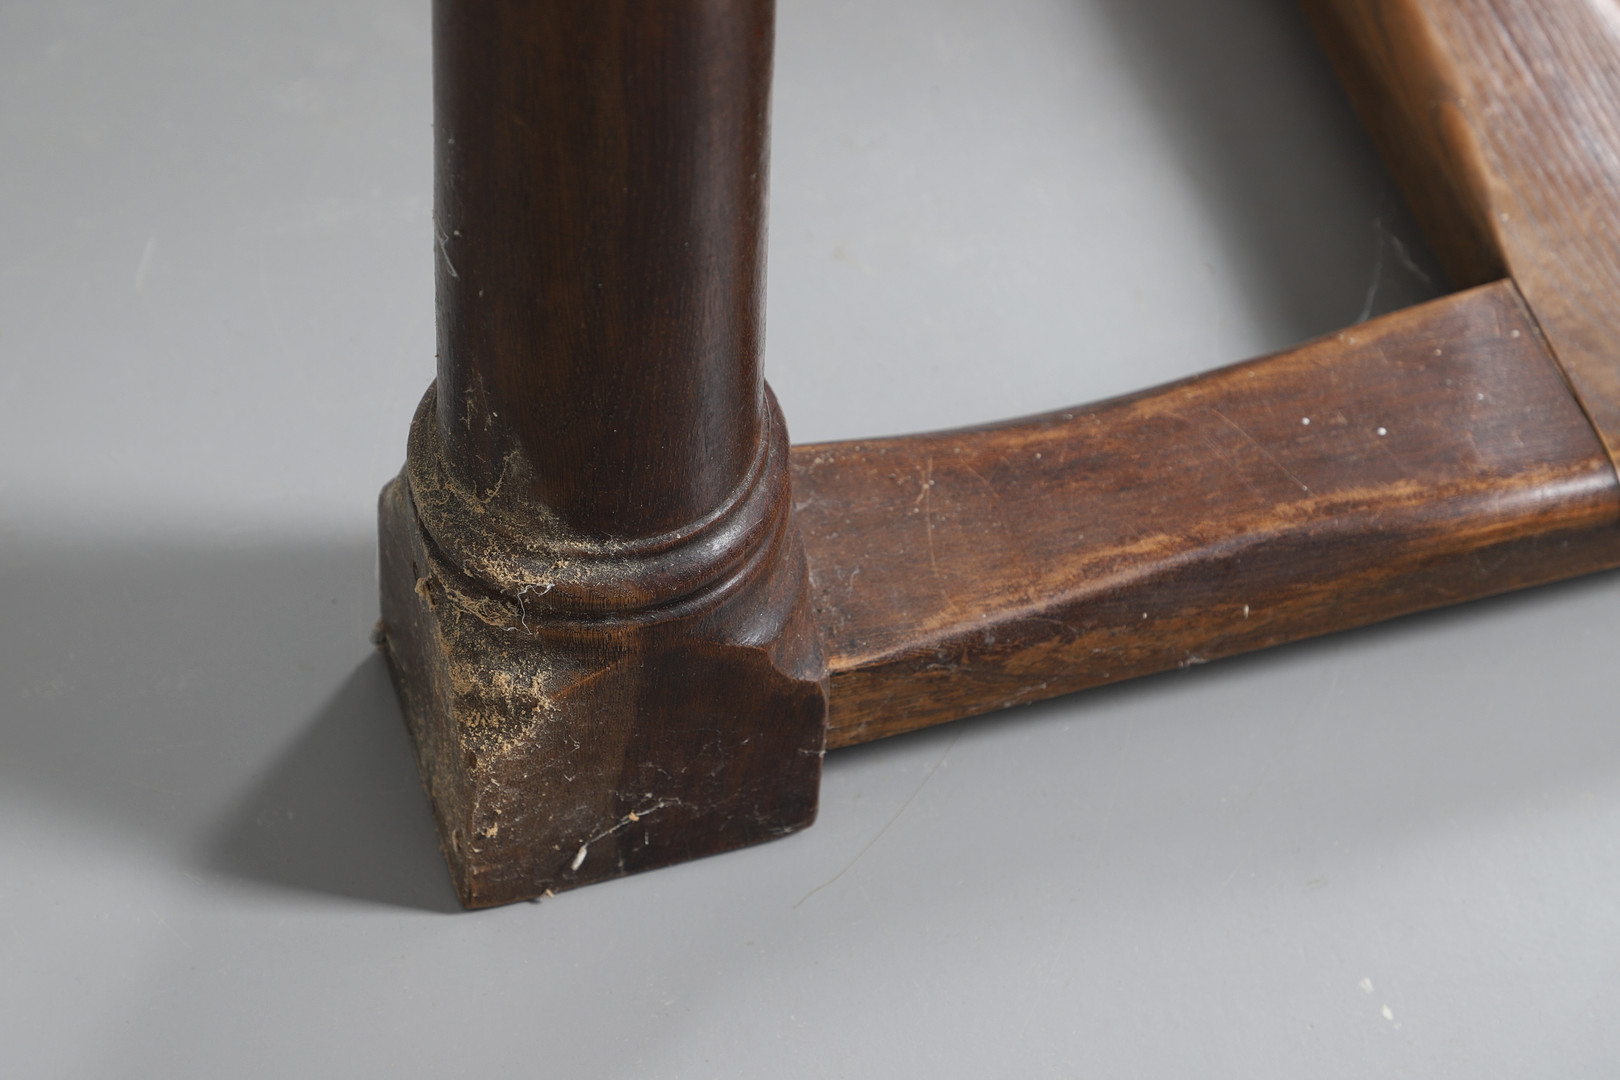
[378,0,825,908]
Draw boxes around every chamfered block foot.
[377,387,827,908]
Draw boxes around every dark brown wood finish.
[1302,0,1620,467]
[379,0,827,909]
[794,283,1620,746]
[381,0,1620,904]
[432,0,772,537]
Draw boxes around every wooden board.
[1304,0,1620,467]
[793,283,1620,746]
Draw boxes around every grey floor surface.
[5,1,1619,1076]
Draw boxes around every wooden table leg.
[378,0,826,908]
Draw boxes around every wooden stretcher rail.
[794,282,1620,746]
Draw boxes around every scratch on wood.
[1210,406,1313,494]
[570,798,679,872]
[918,455,962,614]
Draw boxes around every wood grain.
[380,0,828,908]
[433,0,772,537]
[383,0,1620,900]
[793,283,1620,746]
[1303,0,1620,467]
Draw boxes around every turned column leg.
[378,0,825,908]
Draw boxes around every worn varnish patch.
[379,471,828,907]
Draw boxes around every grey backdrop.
[5,0,1618,1076]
